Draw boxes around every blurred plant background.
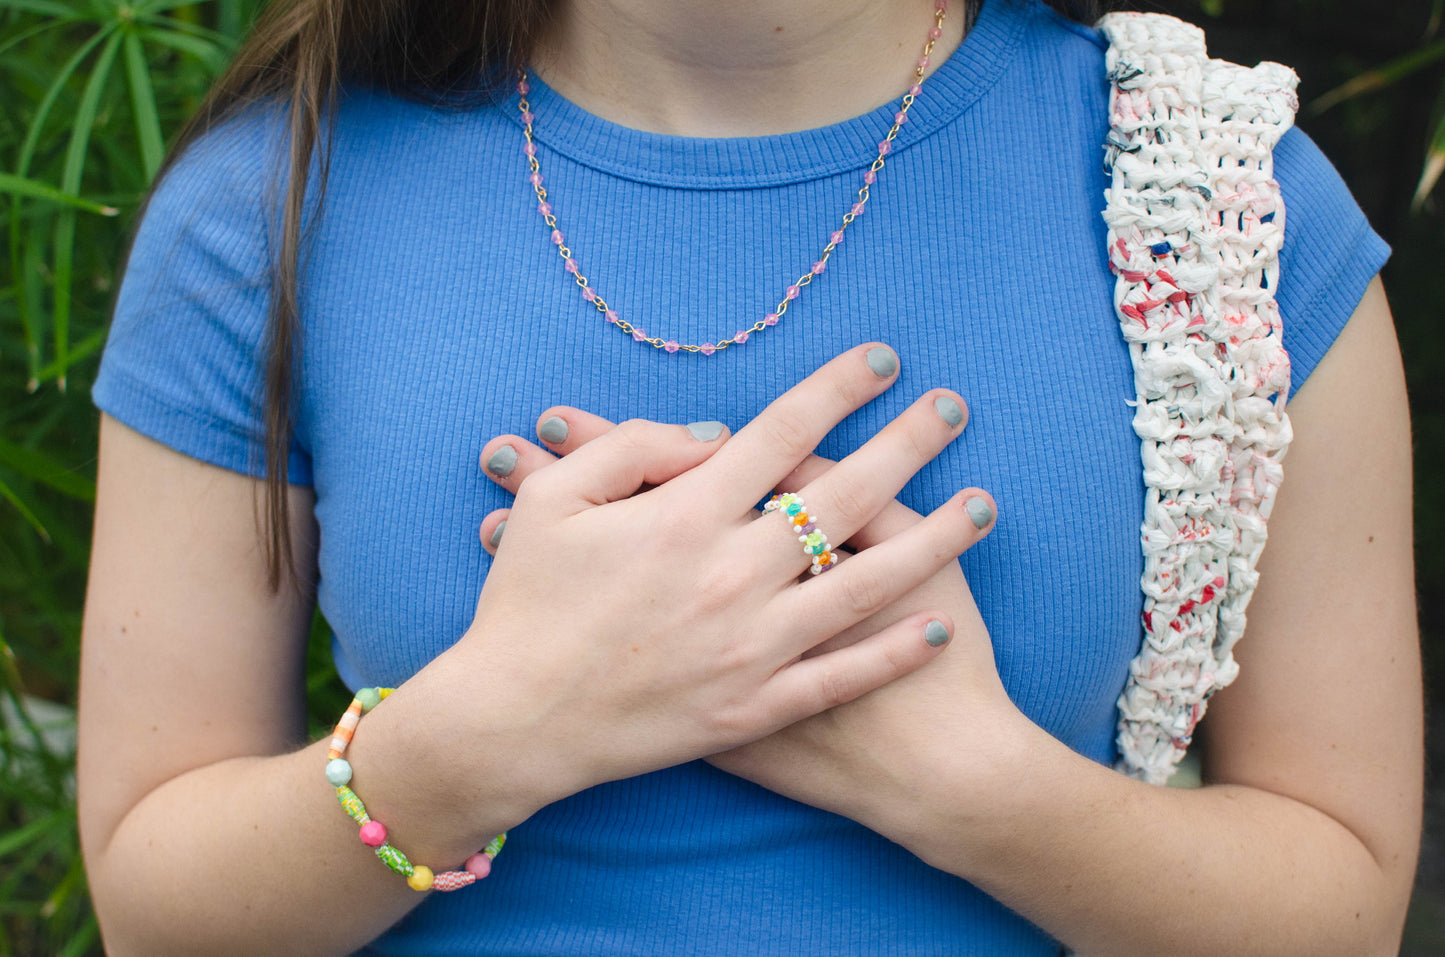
[0,0,1441,953]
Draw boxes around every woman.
[76,0,1421,953]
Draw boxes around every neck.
[530,0,966,137]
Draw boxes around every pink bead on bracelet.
[325,688,506,891]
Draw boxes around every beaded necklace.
[517,0,950,355]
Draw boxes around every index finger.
[696,342,900,511]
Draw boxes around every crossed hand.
[452,344,1016,826]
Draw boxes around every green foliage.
[0,1,260,950]
[1310,34,1445,207]
[0,0,1441,952]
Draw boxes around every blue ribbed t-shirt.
[93,0,1389,952]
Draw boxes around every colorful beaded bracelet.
[763,492,837,575]
[325,687,506,891]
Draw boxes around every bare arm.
[77,417,448,955]
[868,278,1421,955]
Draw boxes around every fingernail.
[925,619,950,647]
[538,416,568,444]
[966,497,994,529]
[488,520,507,548]
[686,421,725,441]
[866,346,898,378]
[934,395,964,428]
[486,445,518,477]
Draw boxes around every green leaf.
[13,25,116,179]
[140,24,228,72]
[1311,37,1445,114]
[0,811,66,859]
[43,849,88,919]
[59,30,124,197]
[146,13,237,48]
[0,438,96,502]
[0,475,50,542]
[0,0,79,16]
[0,19,71,61]
[18,222,47,390]
[122,29,166,182]
[0,172,118,216]
[1413,110,1445,211]
[51,208,79,392]
[32,326,107,382]
[216,0,246,39]
[0,634,26,700]
[0,680,58,774]
[0,816,68,903]
[135,0,221,16]
[52,29,124,391]
[9,23,117,388]
[54,915,99,957]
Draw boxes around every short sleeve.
[1271,126,1391,399]
[92,109,313,484]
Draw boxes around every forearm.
[85,678,533,957]
[885,722,1411,957]
[89,739,413,956]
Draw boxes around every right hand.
[379,344,990,845]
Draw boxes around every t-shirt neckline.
[512,0,1033,188]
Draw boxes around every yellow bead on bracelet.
[325,688,506,891]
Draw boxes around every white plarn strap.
[1100,13,1298,785]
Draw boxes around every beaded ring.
[763,492,837,575]
[325,688,506,891]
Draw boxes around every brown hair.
[156,0,1100,591]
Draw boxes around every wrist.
[883,699,1057,877]
[336,665,551,867]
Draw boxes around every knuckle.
[826,374,860,415]
[652,516,706,552]
[514,467,561,506]
[838,566,889,617]
[880,641,911,680]
[901,419,935,463]
[691,563,754,616]
[822,470,872,525]
[707,700,760,746]
[816,664,861,709]
[610,417,654,449]
[758,406,816,460]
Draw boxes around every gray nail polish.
[538,416,568,444]
[966,498,994,530]
[486,445,518,477]
[935,396,964,428]
[686,421,725,441]
[866,346,898,378]
[925,620,950,647]
[488,520,507,548]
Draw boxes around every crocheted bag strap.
[1099,12,1299,785]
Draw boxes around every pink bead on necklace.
[518,0,950,355]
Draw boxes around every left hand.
[477,407,1028,834]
